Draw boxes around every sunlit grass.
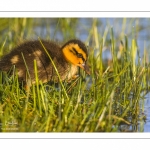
[0,18,149,132]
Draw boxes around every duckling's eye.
[71,47,85,61]
[77,53,83,58]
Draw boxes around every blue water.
[144,93,150,132]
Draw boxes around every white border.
[0,11,150,18]
[0,137,149,150]
[0,0,148,12]
[0,133,150,139]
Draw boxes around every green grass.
[0,18,149,132]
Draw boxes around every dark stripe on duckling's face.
[71,47,85,62]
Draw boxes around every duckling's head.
[62,39,90,74]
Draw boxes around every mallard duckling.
[0,39,90,86]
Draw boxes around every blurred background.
[0,18,150,53]
[1,18,150,64]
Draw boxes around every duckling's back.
[0,40,69,83]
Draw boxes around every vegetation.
[0,18,149,132]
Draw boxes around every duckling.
[0,39,90,87]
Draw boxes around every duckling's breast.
[64,64,78,80]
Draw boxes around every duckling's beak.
[79,63,90,75]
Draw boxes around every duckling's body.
[0,39,89,85]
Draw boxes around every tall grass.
[0,18,149,132]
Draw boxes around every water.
[144,93,150,132]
